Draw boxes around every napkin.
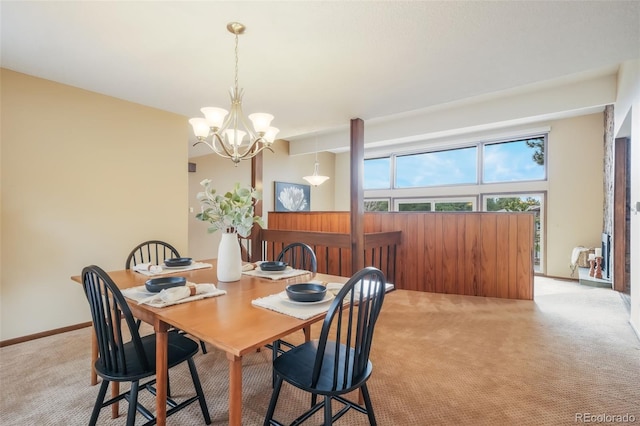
[157,283,217,303]
[242,263,257,271]
[124,282,226,307]
[133,263,163,274]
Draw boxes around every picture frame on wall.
[274,181,311,212]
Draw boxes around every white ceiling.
[2,1,639,158]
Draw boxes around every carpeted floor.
[1,277,638,425]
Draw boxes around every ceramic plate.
[279,291,334,305]
[259,267,292,275]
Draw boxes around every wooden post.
[250,151,263,262]
[350,118,365,274]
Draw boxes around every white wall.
[546,114,605,276]
[1,69,188,340]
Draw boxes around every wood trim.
[613,137,628,292]
[0,321,93,347]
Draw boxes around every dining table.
[71,259,350,426]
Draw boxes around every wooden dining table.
[71,259,349,426]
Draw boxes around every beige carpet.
[1,277,638,425]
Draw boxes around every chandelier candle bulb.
[248,113,274,134]
[189,118,210,138]
[201,107,229,129]
[594,248,602,257]
[224,129,246,146]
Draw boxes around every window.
[364,199,390,212]
[363,132,548,273]
[483,137,545,183]
[483,193,544,273]
[364,158,391,189]
[396,146,477,188]
[394,197,476,212]
[397,201,431,212]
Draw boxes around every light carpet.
[1,277,638,425]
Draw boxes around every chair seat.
[273,340,372,395]
[95,331,199,383]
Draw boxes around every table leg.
[91,330,98,386]
[303,325,311,342]
[155,323,169,426]
[227,352,243,426]
[111,383,120,418]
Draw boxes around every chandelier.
[189,22,279,165]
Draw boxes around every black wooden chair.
[82,265,211,426]
[125,240,180,270]
[125,240,208,354]
[264,266,386,425]
[267,242,318,386]
[276,242,318,276]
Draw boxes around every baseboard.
[0,321,92,348]
[539,274,579,282]
[630,320,640,343]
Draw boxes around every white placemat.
[122,283,226,308]
[132,261,213,277]
[242,267,312,281]
[251,290,336,320]
[252,280,395,320]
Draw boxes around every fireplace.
[601,233,611,280]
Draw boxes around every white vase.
[217,232,242,282]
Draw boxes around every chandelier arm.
[193,139,235,160]
[236,103,259,141]
[212,132,237,158]
[240,144,275,161]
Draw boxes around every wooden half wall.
[268,211,534,300]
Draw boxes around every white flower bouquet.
[195,179,264,237]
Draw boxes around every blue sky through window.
[364,158,390,189]
[396,147,477,187]
[364,138,545,189]
[483,140,545,182]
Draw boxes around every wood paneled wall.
[269,211,534,300]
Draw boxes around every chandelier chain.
[234,33,239,93]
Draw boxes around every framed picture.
[275,181,311,212]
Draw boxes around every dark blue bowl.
[164,257,192,267]
[286,283,327,302]
[260,261,288,272]
[145,276,186,293]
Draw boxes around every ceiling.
[2,1,639,158]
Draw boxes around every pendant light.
[303,139,329,186]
